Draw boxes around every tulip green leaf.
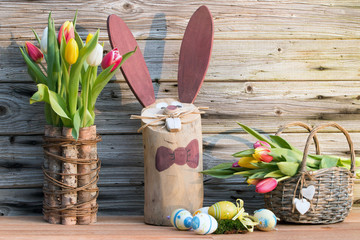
[232,149,255,157]
[208,162,233,170]
[90,48,137,109]
[277,162,299,176]
[320,156,339,169]
[20,47,47,84]
[269,148,303,163]
[30,84,70,121]
[269,135,294,150]
[264,170,285,178]
[201,169,236,179]
[248,171,268,179]
[31,28,41,45]
[237,123,278,148]
[71,109,81,140]
[68,30,99,117]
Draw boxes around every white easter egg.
[193,207,209,216]
[170,209,193,230]
[191,213,218,235]
[254,209,277,231]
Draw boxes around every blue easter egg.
[254,209,277,231]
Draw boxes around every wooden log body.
[43,125,62,224]
[141,98,203,226]
[61,128,78,225]
[78,126,98,225]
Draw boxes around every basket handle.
[275,121,320,155]
[300,122,355,174]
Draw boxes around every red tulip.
[25,41,44,63]
[58,21,75,44]
[255,178,278,193]
[101,48,122,72]
[253,147,273,163]
[253,141,271,149]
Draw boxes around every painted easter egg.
[191,213,218,235]
[254,209,278,231]
[193,207,209,216]
[170,209,193,230]
[208,201,237,220]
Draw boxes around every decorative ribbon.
[130,106,208,133]
[155,139,199,172]
[231,199,259,232]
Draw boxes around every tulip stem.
[277,176,291,182]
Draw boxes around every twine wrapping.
[130,106,208,133]
[42,135,102,221]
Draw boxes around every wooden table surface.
[1,208,359,240]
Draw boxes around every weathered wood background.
[1,0,359,216]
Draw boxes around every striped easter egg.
[208,201,237,220]
[170,208,193,230]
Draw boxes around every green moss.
[214,219,249,234]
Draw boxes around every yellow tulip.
[65,38,79,65]
[86,33,94,45]
[238,157,259,169]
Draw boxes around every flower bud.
[232,162,240,168]
[58,21,75,44]
[65,38,79,65]
[253,141,271,149]
[247,178,261,185]
[25,41,44,63]
[101,48,122,72]
[253,147,273,163]
[255,178,278,193]
[238,157,259,169]
[85,33,93,45]
[40,27,48,53]
[86,43,103,66]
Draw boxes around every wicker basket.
[264,122,355,224]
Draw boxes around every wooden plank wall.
[0,0,359,216]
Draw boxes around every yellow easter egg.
[208,201,237,220]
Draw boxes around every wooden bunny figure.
[107,5,214,225]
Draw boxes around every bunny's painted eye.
[156,102,168,109]
[171,101,183,108]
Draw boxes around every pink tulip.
[253,147,273,163]
[232,162,240,168]
[255,178,278,193]
[58,21,75,44]
[101,48,122,72]
[253,141,271,149]
[25,41,44,63]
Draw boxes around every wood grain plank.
[0,211,358,240]
[2,0,360,40]
[3,39,360,83]
[0,81,359,135]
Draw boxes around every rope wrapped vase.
[264,122,355,224]
[42,125,101,225]
[131,98,206,226]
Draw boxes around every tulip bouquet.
[20,12,136,139]
[203,123,360,194]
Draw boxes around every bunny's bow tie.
[155,139,199,172]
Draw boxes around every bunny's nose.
[164,105,178,115]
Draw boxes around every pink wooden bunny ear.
[177,5,214,103]
[107,14,155,107]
